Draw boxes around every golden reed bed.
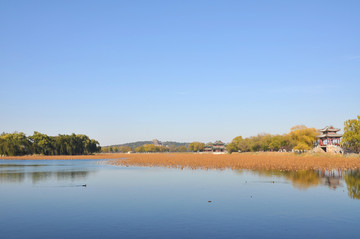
[3,152,360,171]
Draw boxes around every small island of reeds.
[3,152,360,171]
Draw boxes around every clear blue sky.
[1,0,359,146]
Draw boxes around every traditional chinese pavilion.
[204,144,213,152]
[203,141,226,153]
[213,141,226,152]
[317,126,342,147]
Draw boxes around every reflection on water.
[344,171,360,199]
[0,172,26,183]
[1,160,360,200]
[0,171,91,184]
[0,160,359,239]
[0,164,46,168]
[238,169,360,200]
[249,170,322,189]
[0,161,93,184]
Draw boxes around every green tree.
[141,144,169,153]
[269,134,292,151]
[342,116,360,153]
[88,139,101,154]
[226,142,238,153]
[0,132,32,156]
[135,145,145,153]
[168,144,177,152]
[29,131,54,155]
[253,134,272,151]
[188,142,205,152]
[176,146,188,152]
[119,146,132,153]
[226,136,245,153]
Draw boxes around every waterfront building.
[204,144,213,152]
[314,126,343,153]
[213,141,226,152]
[202,141,226,153]
[152,139,163,146]
[317,126,342,146]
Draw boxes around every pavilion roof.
[213,140,225,145]
[317,133,342,138]
[319,126,341,132]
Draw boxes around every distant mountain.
[110,141,152,149]
[108,141,189,149]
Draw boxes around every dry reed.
[2,152,360,171]
[112,152,360,171]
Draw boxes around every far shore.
[1,152,360,171]
[0,153,126,160]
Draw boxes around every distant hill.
[162,141,190,147]
[108,141,190,149]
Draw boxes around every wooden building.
[204,144,213,152]
[317,126,342,147]
[203,141,226,153]
[213,141,226,152]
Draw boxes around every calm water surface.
[0,159,359,239]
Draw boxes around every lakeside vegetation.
[0,132,101,156]
[342,116,360,153]
[101,116,360,154]
[109,153,360,171]
[1,116,359,156]
[2,152,360,170]
[226,125,318,153]
[101,141,189,153]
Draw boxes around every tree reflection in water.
[0,172,26,183]
[248,170,321,189]
[344,170,360,200]
[1,163,360,200]
[239,169,360,200]
[0,171,91,184]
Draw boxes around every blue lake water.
[0,159,359,238]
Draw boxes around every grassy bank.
[2,152,360,170]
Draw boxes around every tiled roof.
[214,140,224,145]
[318,133,342,138]
[319,126,340,132]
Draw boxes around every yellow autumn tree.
[289,125,318,151]
[344,170,360,199]
[341,116,360,153]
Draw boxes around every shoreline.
[2,152,360,171]
[0,153,126,160]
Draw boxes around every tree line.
[226,125,319,153]
[102,116,360,154]
[0,131,101,156]
[226,116,360,154]
[183,126,319,153]
[342,116,360,153]
[101,125,321,154]
[102,144,188,153]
